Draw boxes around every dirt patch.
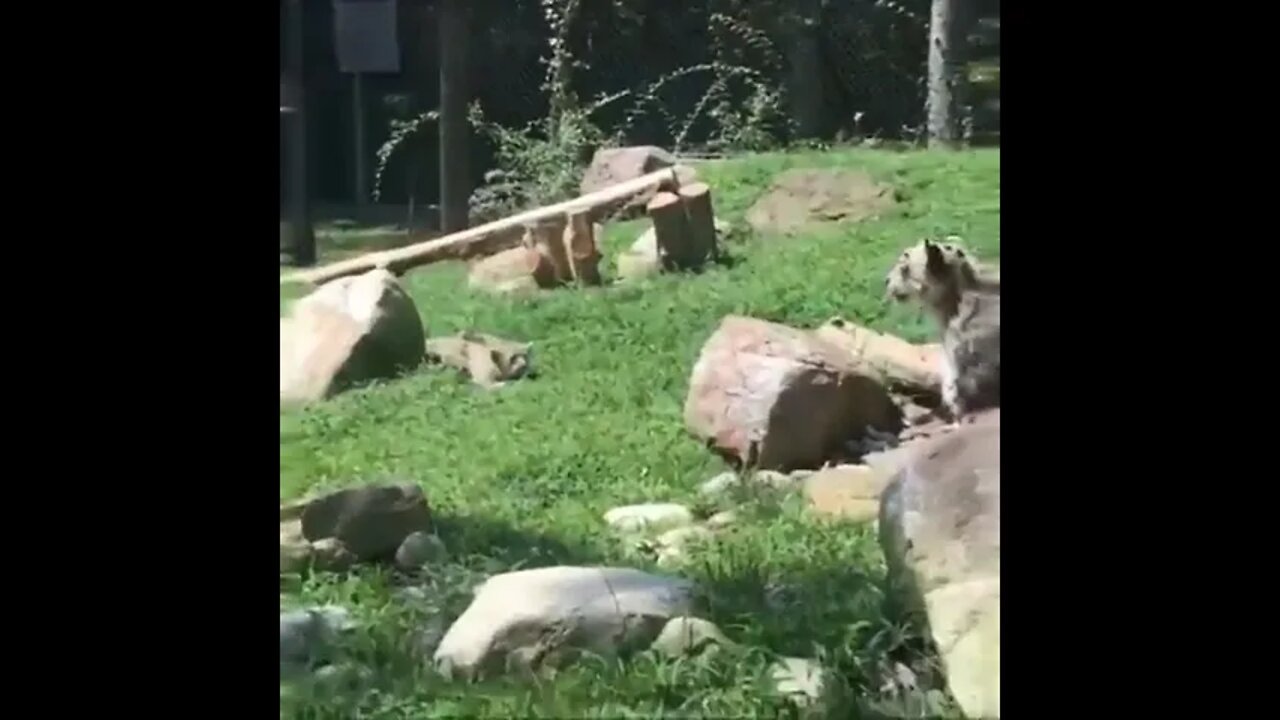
[745,168,896,235]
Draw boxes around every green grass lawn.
[280,147,1000,718]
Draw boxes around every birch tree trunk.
[927,0,971,148]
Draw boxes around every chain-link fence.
[288,0,998,208]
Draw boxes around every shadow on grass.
[430,512,606,569]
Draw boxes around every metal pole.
[352,73,367,213]
[438,0,470,233]
[286,0,316,266]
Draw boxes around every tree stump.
[523,217,571,286]
[562,210,602,285]
[647,191,693,270]
[677,182,717,263]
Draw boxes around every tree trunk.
[786,0,825,139]
[284,0,315,266]
[927,0,971,148]
[438,0,470,233]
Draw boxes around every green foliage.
[281,147,1000,717]
[467,104,606,222]
[371,109,439,204]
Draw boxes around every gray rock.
[301,483,433,560]
[434,566,694,679]
[879,409,999,719]
[280,605,356,673]
[394,531,448,570]
[699,471,740,496]
[705,509,738,529]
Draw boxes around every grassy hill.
[280,146,1000,718]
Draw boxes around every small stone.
[753,470,799,490]
[603,503,694,534]
[281,605,356,672]
[699,472,740,496]
[770,657,830,708]
[700,470,800,498]
[654,525,715,567]
[395,531,447,570]
[311,662,372,695]
[311,538,358,572]
[650,616,731,658]
[281,519,314,574]
[705,510,737,529]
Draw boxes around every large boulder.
[434,566,693,679]
[280,268,426,405]
[684,316,902,471]
[879,409,1000,718]
[579,146,697,219]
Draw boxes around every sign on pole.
[333,0,399,208]
[332,0,401,75]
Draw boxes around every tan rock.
[280,268,426,405]
[879,409,999,719]
[280,519,313,574]
[467,246,550,294]
[803,464,893,522]
[684,315,902,471]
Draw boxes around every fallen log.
[281,166,691,287]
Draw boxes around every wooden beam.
[281,167,690,287]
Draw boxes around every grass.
[280,147,999,718]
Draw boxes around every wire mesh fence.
[287,0,998,210]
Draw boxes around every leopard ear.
[924,238,947,275]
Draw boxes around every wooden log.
[678,182,717,264]
[647,191,692,271]
[524,217,571,285]
[562,209,602,285]
[281,166,690,287]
